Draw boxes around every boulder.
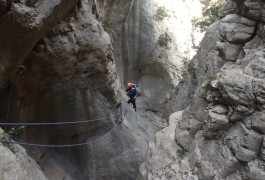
[216,41,243,61]
[243,50,265,79]
[0,128,47,180]
[220,14,255,43]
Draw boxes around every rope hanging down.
[4,65,26,130]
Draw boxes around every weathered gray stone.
[0,0,207,178]
[243,50,265,79]
[218,68,255,106]
[206,110,229,131]
[252,78,265,104]
[242,0,263,20]
[211,105,228,114]
[0,128,47,180]
[175,129,192,150]
[220,14,255,43]
[139,111,196,180]
[233,147,257,162]
[0,0,79,87]
[174,19,224,111]
[246,160,265,179]
[261,7,265,22]
[219,1,237,18]
[251,113,265,134]
[197,161,215,180]
[229,105,254,121]
[220,23,254,43]
[221,14,256,26]
[189,118,204,136]
[216,41,243,61]
[140,1,265,179]
[261,136,265,161]
[6,0,265,179]
[227,125,262,163]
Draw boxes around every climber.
[126,82,137,112]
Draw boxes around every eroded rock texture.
[0,0,153,179]
[0,128,47,180]
[139,0,265,179]
[0,0,203,179]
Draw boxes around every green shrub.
[154,6,170,21]
[7,126,25,139]
[1,133,11,148]
[177,147,187,158]
[100,19,114,34]
[1,126,25,151]
[158,32,172,48]
[192,0,227,31]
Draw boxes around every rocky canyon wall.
[0,0,204,179]
[139,0,265,179]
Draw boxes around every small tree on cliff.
[158,31,172,48]
[192,0,227,31]
[154,6,170,21]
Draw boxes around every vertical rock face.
[0,0,79,86]
[13,2,125,179]
[0,129,47,180]
[0,0,204,179]
[0,0,155,179]
[139,0,265,179]
[96,0,204,126]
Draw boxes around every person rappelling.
[125,82,141,112]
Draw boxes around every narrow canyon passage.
[3,0,265,180]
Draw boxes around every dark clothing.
[126,87,136,98]
[126,87,137,111]
[127,98,136,111]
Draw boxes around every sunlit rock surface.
[139,0,265,179]
[0,129,47,180]
[0,0,204,179]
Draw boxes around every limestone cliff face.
[96,0,204,126]
[0,129,47,180]
[139,0,265,179]
[0,0,147,179]
[0,0,203,179]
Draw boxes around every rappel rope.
[0,85,156,147]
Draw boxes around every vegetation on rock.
[158,31,172,48]
[154,6,170,21]
[1,126,25,151]
[192,0,227,31]
[176,147,187,158]
[100,18,114,34]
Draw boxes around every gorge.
[1,0,265,180]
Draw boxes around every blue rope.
[0,104,126,126]
[0,103,127,147]
[1,117,120,147]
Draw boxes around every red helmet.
[127,82,132,89]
